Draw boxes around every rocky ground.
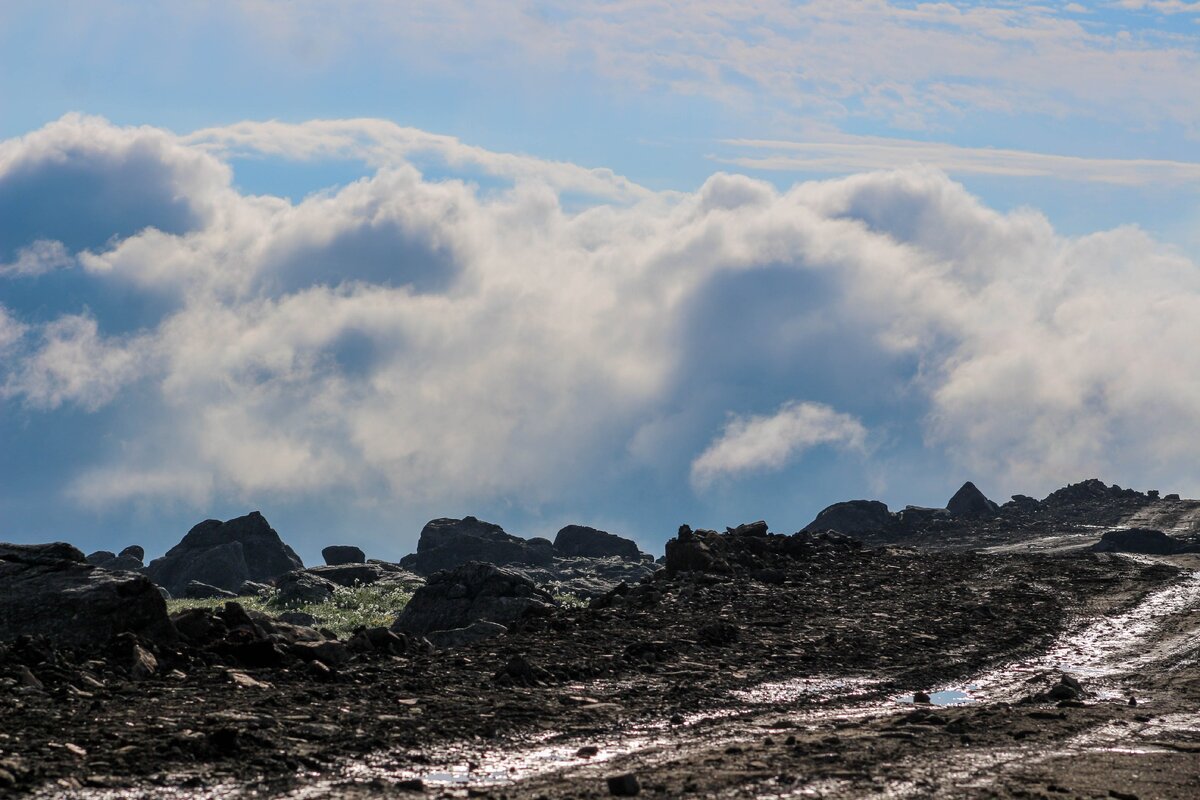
[2,481,1200,798]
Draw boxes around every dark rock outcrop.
[802,500,896,535]
[144,512,303,597]
[274,571,338,606]
[1091,528,1185,555]
[400,517,555,575]
[665,522,860,575]
[553,525,642,561]
[85,546,145,573]
[301,563,423,590]
[321,545,365,566]
[513,557,658,599]
[184,581,238,600]
[0,542,175,647]
[946,482,999,516]
[391,561,555,637]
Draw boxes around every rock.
[494,654,550,686]
[664,525,726,574]
[128,644,158,680]
[84,547,144,573]
[144,511,303,597]
[392,562,555,636]
[606,773,641,796]
[1165,493,1181,501]
[400,517,555,575]
[347,626,413,655]
[801,500,896,534]
[896,506,951,526]
[553,525,642,561]
[119,545,145,562]
[303,563,396,588]
[525,555,658,599]
[277,610,317,627]
[291,640,349,667]
[15,665,43,689]
[1007,494,1040,510]
[321,545,365,565]
[236,580,272,597]
[0,542,175,648]
[913,691,932,704]
[1091,528,1183,555]
[424,620,508,649]
[184,581,238,600]
[274,571,338,606]
[946,482,999,516]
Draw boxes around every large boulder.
[84,545,145,573]
[391,562,555,636]
[1091,528,1183,555]
[144,512,303,597]
[0,542,175,647]
[946,481,999,516]
[399,517,555,575]
[802,500,896,534]
[274,571,338,606]
[322,545,365,565]
[553,525,643,561]
[301,563,424,589]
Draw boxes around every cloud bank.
[3,115,1200,524]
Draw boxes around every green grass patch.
[165,584,415,638]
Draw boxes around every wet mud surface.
[4,534,1198,799]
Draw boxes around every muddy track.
[8,547,1194,799]
[496,554,1200,800]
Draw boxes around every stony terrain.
[1,479,1199,798]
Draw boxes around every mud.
[4,522,1200,798]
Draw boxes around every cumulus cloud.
[4,115,1200,513]
[691,402,868,489]
[2,314,151,412]
[0,113,232,262]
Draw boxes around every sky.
[2,1,1200,564]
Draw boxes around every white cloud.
[0,306,26,352]
[3,314,152,412]
[691,402,868,489]
[4,115,1200,509]
[224,1,1200,132]
[720,134,1200,185]
[0,239,74,276]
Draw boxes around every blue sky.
[2,1,1200,563]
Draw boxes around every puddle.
[895,688,977,706]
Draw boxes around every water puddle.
[894,688,977,706]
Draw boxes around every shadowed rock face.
[392,561,555,637]
[85,546,146,573]
[0,542,175,647]
[802,499,896,534]
[144,512,303,597]
[1091,528,1186,555]
[947,482,999,516]
[553,525,643,561]
[321,545,365,566]
[400,517,555,575]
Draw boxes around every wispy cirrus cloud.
[719,134,1200,185]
